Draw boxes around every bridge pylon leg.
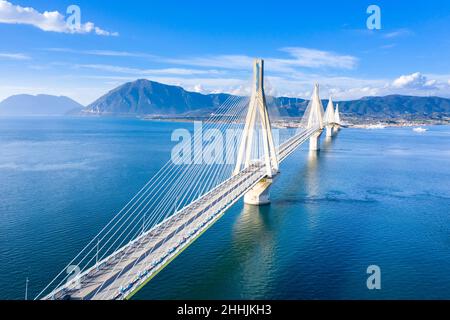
[309,130,323,151]
[325,125,334,137]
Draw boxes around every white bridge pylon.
[234,59,279,205]
[324,96,342,137]
[304,83,325,151]
[324,96,336,137]
[334,103,341,133]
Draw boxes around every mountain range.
[1,79,450,119]
[83,79,450,119]
[0,94,83,116]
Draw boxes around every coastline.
[9,112,448,129]
[140,116,450,129]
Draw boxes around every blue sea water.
[0,117,449,300]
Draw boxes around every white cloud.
[392,72,437,90]
[75,64,221,76]
[0,52,30,60]
[192,84,206,93]
[164,55,254,71]
[45,46,358,74]
[265,75,388,100]
[383,29,413,39]
[0,0,118,36]
[277,47,358,69]
[45,48,156,59]
[229,85,251,96]
[162,47,358,72]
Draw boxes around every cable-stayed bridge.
[36,59,341,300]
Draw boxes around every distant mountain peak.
[84,79,231,116]
[0,94,83,116]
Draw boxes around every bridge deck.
[44,127,318,300]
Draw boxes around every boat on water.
[413,127,427,133]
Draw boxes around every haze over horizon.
[1,0,450,105]
[3,79,450,108]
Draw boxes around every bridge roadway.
[44,127,319,300]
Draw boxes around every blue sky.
[0,0,449,105]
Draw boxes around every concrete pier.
[326,125,334,137]
[309,130,323,151]
[244,177,273,205]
